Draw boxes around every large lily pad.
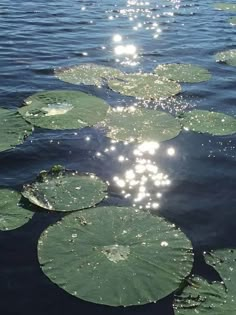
[214,3,236,11]
[179,109,236,136]
[38,206,193,306]
[0,108,32,152]
[103,107,182,143]
[18,90,109,130]
[108,73,181,100]
[0,189,33,231]
[215,49,236,66]
[154,64,212,83]
[55,63,124,87]
[22,167,107,212]
[174,276,228,315]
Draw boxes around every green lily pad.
[103,107,182,143]
[0,189,33,231]
[38,206,193,306]
[179,109,236,136]
[22,167,107,212]
[205,249,236,312]
[108,73,181,100]
[214,3,236,11]
[229,16,236,24]
[0,108,32,152]
[55,63,124,87]
[173,276,228,315]
[215,49,236,66]
[18,90,109,130]
[154,64,212,83]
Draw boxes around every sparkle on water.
[112,141,174,209]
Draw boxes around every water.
[0,0,236,314]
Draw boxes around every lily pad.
[179,109,236,136]
[0,108,32,152]
[205,249,236,312]
[55,63,124,87]
[0,189,33,231]
[108,73,181,100]
[103,107,182,143]
[154,64,212,83]
[22,167,107,212]
[214,3,236,11]
[215,49,236,66]
[229,17,236,24]
[174,276,228,315]
[38,206,193,306]
[18,90,109,130]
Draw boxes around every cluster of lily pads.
[1,62,236,154]
[1,18,236,310]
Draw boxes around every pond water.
[0,0,236,314]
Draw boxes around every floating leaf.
[214,3,236,11]
[55,63,124,87]
[103,107,181,143]
[205,249,236,312]
[174,276,228,315]
[215,49,236,66]
[0,108,32,152]
[179,109,236,136]
[108,73,181,100]
[229,17,236,25]
[0,189,33,231]
[38,206,193,306]
[18,90,109,130]
[154,64,212,83]
[22,167,107,212]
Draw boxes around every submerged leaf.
[55,63,124,87]
[22,168,107,212]
[174,276,228,315]
[18,90,109,130]
[108,73,181,100]
[179,109,236,136]
[0,189,33,231]
[38,206,193,306]
[229,17,236,25]
[215,49,236,66]
[214,3,236,11]
[154,64,212,83]
[0,108,32,152]
[103,107,181,143]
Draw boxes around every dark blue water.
[0,0,236,314]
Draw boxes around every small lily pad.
[0,189,33,231]
[55,63,124,87]
[18,90,109,130]
[103,107,182,143]
[38,206,193,306]
[214,3,236,11]
[22,167,107,212]
[229,16,236,24]
[215,49,236,66]
[179,109,236,136]
[0,108,32,152]
[108,73,181,100]
[174,276,228,315]
[154,64,212,83]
